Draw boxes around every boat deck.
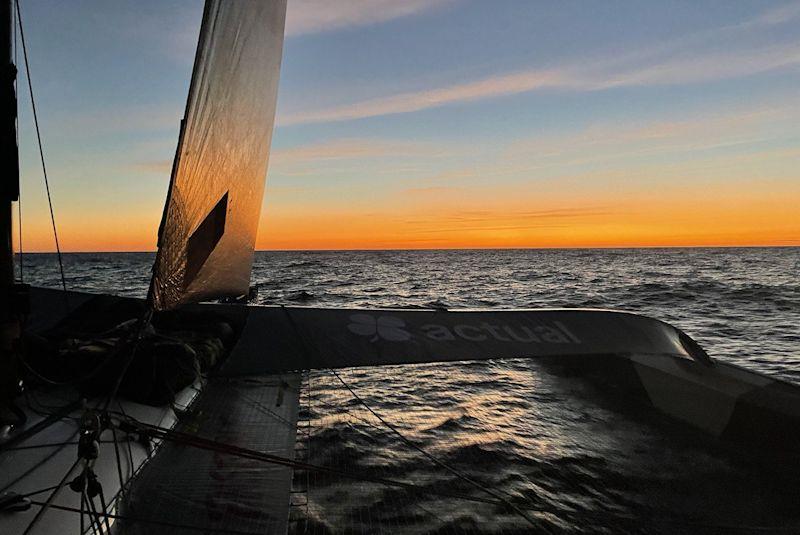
[121,373,301,535]
[0,384,200,535]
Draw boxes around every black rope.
[100,309,152,412]
[14,0,67,297]
[96,484,113,534]
[110,422,126,492]
[84,487,105,535]
[5,440,78,451]
[0,430,79,496]
[277,306,545,530]
[5,437,134,451]
[114,415,507,507]
[305,370,457,529]
[114,400,136,477]
[21,457,82,535]
[25,500,305,534]
[79,488,86,535]
[0,399,79,453]
[328,367,544,530]
[237,389,295,428]
[18,484,59,498]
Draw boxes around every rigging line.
[100,308,152,413]
[5,440,79,451]
[109,423,126,493]
[79,488,86,535]
[112,415,507,507]
[155,427,503,506]
[5,438,134,451]
[18,484,60,498]
[327,367,544,531]
[78,461,103,535]
[21,456,82,535]
[0,398,80,453]
[95,486,114,535]
[24,501,270,535]
[113,400,136,478]
[312,378,455,529]
[84,487,105,535]
[0,428,79,495]
[237,390,295,428]
[276,306,544,530]
[14,0,68,298]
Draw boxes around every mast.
[1,0,20,391]
[0,0,15,282]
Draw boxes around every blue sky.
[13,0,800,250]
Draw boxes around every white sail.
[150,0,287,310]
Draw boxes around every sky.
[12,0,800,251]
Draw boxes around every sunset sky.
[13,0,800,251]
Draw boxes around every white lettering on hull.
[349,314,583,344]
[421,322,581,344]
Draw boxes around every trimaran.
[1,1,798,533]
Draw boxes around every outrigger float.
[1,1,798,534]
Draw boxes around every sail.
[150,0,287,310]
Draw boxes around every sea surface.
[20,248,800,533]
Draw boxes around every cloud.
[280,70,562,125]
[506,103,800,161]
[591,42,800,89]
[403,208,615,234]
[393,99,800,197]
[748,1,800,26]
[279,4,800,126]
[269,138,449,179]
[440,208,612,223]
[285,0,454,36]
[281,42,800,125]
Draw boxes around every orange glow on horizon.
[13,178,799,252]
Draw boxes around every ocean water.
[19,248,800,533]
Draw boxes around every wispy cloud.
[269,138,449,179]
[402,207,615,234]
[590,42,800,89]
[395,99,800,195]
[285,0,455,36]
[505,103,800,161]
[748,1,800,26]
[279,3,800,126]
[280,70,561,125]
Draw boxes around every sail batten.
[150,0,287,310]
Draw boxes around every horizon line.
[14,244,800,254]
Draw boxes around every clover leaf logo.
[347,314,411,342]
